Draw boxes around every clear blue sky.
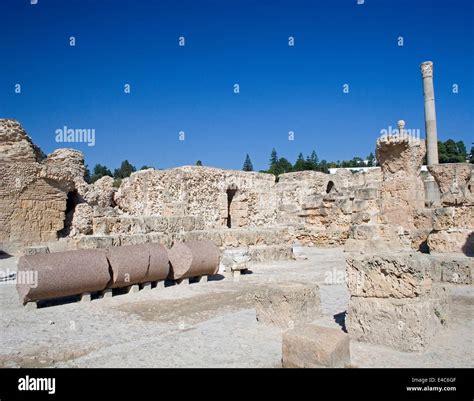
[1,0,473,171]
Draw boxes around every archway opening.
[58,189,79,238]
[326,181,335,194]
[226,186,238,228]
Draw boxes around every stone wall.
[1,118,472,257]
[0,120,86,246]
[114,167,279,229]
[427,163,474,255]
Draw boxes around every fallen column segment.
[17,249,110,305]
[106,244,150,288]
[168,240,220,280]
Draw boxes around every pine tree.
[310,150,319,166]
[196,160,203,166]
[114,160,136,179]
[84,164,91,184]
[242,154,254,171]
[367,152,375,166]
[91,164,113,183]
[270,148,278,166]
[293,153,306,171]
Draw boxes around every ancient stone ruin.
[0,61,472,368]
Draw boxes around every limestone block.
[347,286,450,352]
[346,253,433,299]
[349,224,378,240]
[427,229,474,255]
[220,248,250,271]
[119,234,148,246]
[248,245,294,262]
[351,212,371,225]
[75,235,115,250]
[428,254,473,284]
[344,239,390,253]
[413,209,433,229]
[70,203,94,235]
[352,199,368,213]
[24,246,50,256]
[254,282,321,330]
[17,249,111,304]
[282,324,350,368]
[83,176,115,208]
[428,163,473,205]
[432,207,454,231]
[355,188,379,200]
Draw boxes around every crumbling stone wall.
[2,119,472,257]
[114,167,278,229]
[273,169,382,246]
[427,163,474,255]
[0,120,86,245]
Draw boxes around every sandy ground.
[0,247,472,368]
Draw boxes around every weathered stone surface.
[0,119,88,244]
[1,118,472,274]
[346,253,433,299]
[254,282,321,330]
[282,324,350,368]
[84,176,116,208]
[248,245,294,263]
[427,229,474,255]
[428,254,473,284]
[24,246,50,256]
[168,240,220,279]
[115,167,278,229]
[220,248,250,272]
[347,286,450,352]
[17,249,110,304]
[428,163,473,205]
[70,203,94,236]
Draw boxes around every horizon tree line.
[84,139,473,183]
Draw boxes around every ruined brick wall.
[0,119,86,246]
[275,169,383,246]
[3,119,472,255]
[114,166,278,229]
[427,163,474,255]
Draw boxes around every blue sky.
[0,0,473,171]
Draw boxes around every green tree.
[470,146,474,164]
[318,159,329,173]
[310,150,319,167]
[196,160,203,166]
[242,154,254,171]
[457,141,467,160]
[91,164,113,183]
[441,139,465,163]
[114,160,136,179]
[140,165,153,170]
[293,153,306,171]
[270,157,292,176]
[84,164,91,184]
[367,152,375,167]
[270,148,278,166]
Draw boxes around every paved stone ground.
[0,248,472,368]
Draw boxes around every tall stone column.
[421,61,439,165]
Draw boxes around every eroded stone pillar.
[421,61,439,165]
